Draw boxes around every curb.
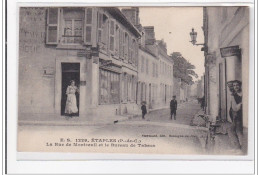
[18,116,131,126]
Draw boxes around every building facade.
[19,7,141,119]
[203,7,249,124]
[203,7,249,151]
[157,40,174,107]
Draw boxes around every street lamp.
[189,28,205,46]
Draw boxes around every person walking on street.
[141,101,147,120]
[170,96,178,120]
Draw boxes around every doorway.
[218,62,226,120]
[149,84,151,109]
[165,85,167,104]
[61,63,80,116]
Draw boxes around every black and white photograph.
[17,6,250,155]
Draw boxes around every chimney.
[121,7,140,26]
[157,39,167,53]
[143,26,155,45]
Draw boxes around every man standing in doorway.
[170,96,178,120]
[227,80,243,150]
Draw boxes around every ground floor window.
[99,69,120,104]
[121,73,137,103]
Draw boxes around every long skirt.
[65,94,78,114]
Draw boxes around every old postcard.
[17,6,250,156]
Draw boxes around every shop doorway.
[149,84,151,109]
[219,62,226,120]
[165,85,167,104]
[61,63,80,116]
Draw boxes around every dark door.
[165,85,167,103]
[61,63,80,116]
[219,63,226,120]
[149,84,152,108]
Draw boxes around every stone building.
[122,8,174,110]
[157,40,174,107]
[19,7,141,119]
[202,7,249,152]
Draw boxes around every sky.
[138,7,205,80]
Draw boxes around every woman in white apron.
[65,80,79,117]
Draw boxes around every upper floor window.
[61,8,84,44]
[46,7,93,45]
[141,56,144,72]
[146,59,149,74]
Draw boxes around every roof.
[105,7,142,38]
[158,47,174,64]
[139,46,158,59]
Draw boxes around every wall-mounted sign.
[100,60,112,67]
[91,46,99,57]
[80,81,86,86]
[220,46,240,58]
[93,57,99,64]
[77,46,99,58]
[43,67,54,77]
[77,50,91,58]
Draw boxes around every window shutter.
[109,20,115,52]
[46,8,60,44]
[84,8,93,44]
[119,28,122,58]
[115,24,119,56]
[97,12,103,43]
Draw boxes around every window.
[99,69,120,104]
[160,61,163,74]
[129,38,133,63]
[115,24,119,56]
[152,63,155,77]
[61,8,84,44]
[97,12,103,42]
[124,32,129,60]
[109,20,115,52]
[133,39,137,66]
[101,14,109,45]
[119,28,123,58]
[97,12,109,50]
[155,64,158,77]
[141,56,144,72]
[146,59,149,74]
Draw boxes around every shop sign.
[220,46,240,57]
[77,46,99,58]
[77,49,91,58]
[100,60,112,67]
[80,81,86,86]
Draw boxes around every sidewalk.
[18,113,131,126]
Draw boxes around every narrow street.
[18,100,207,154]
[131,99,202,125]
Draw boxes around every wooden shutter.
[109,19,115,52]
[46,8,60,44]
[97,12,103,43]
[84,8,93,45]
[114,24,119,56]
